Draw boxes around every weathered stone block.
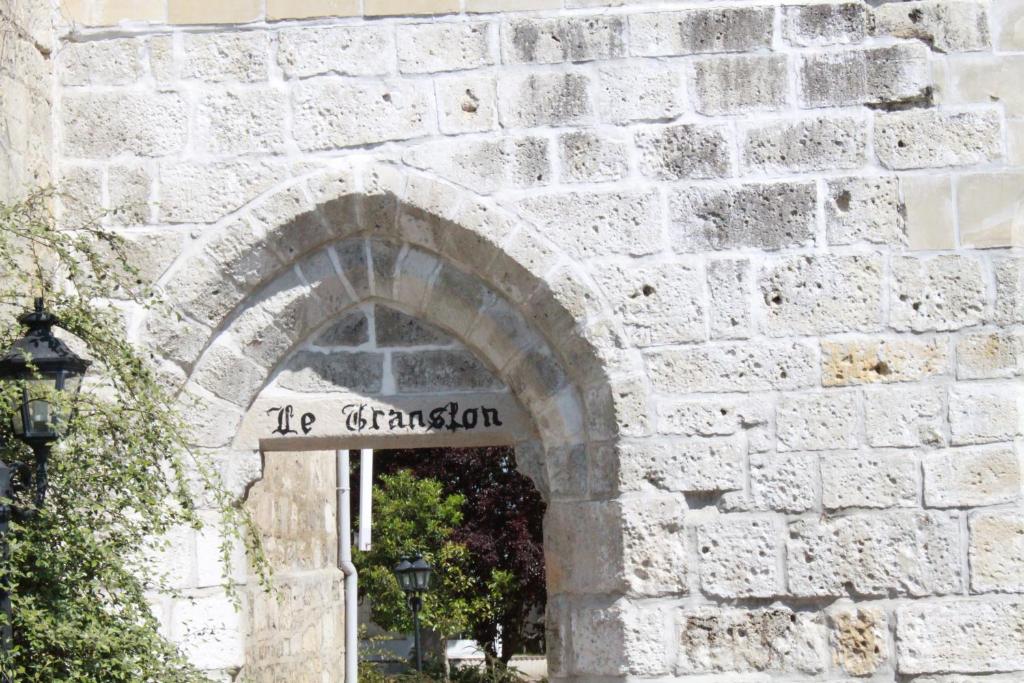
[874,0,990,53]
[266,0,358,19]
[617,437,744,494]
[949,384,1021,445]
[777,392,858,452]
[636,123,732,179]
[545,501,623,594]
[970,510,1024,593]
[957,172,1024,248]
[314,309,369,347]
[675,605,828,675]
[278,25,392,78]
[59,38,142,85]
[822,451,918,509]
[107,164,152,225]
[158,161,285,223]
[497,72,593,128]
[182,32,268,81]
[656,398,766,438]
[195,87,287,154]
[193,342,269,406]
[393,350,501,393]
[171,591,244,670]
[647,341,818,394]
[517,189,660,259]
[798,44,930,108]
[596,63,684,124]
[277,350,383,393]
[957,331,1024,379]
[697,516,782,598]
[996,257,1024,324]
[826,176,905,245]
[759,254,883,335]
[169,0,260,24]
[572,603,670,676]
[61,92,187,157]
[363,0,459,15]
[629,8,773,57]
[557,131,628,182]
[435,74,498,134]
[708,259,752,339]
[742,116,868,174]
[402,135,549,194]
[620,495,689,596]
[669,182,817,252]
[902,175,956,250]
[822,336,949,387]
[373,306,443,346]
[864,386,945,448]
[399,22,492,73]
[890,255,987,331]
[896,599,1024,673]
[875,109,1002,170]
[996,0,1024,49]
[293,79,433,149]
[502,16,625,64]
[592,261,704,346]
[785,3,868,46]
[694,54,788,115]
[946,56,1024,118]
[747,451,819,513]
[787,512,961,597]
[923,445,1021,507]
[828,606,889,677]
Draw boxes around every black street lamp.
[0,298,89,681]
[394,555,433,673]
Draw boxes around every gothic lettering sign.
[340,402,502,433]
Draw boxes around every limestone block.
[996,257,1024,324]
[398,22,492,73]
[148,35,175,83]
[402,135,549,194]
[596,63,684,124]
[59,38,142,85]
[1011,119,1024,165]
[165,256,245,327]
[949,384,1022,445]
[108,165,152,225]
[141,313,211,371]
[193,342,269,406]
[896,599,1024,673]
[195,87,287,154]
[616,437,744,494]
[267,0,358,19]
[656,398,766,437]
[697,516,782,598]
[629,8,773,57]
[923,445,1021,507]
[748,452,819,513]
[315,309,369,347]
[694,54,788,115]
[364,0,459,15]
[158,161,285,224]
[277,349,383,393]
[759,254,883,336]
[298,248,354,319]
[647,341,818,393]
[742,116,868,174]
[822,336,949,387]
[61,91,187,157]
[890,255,987,331]
[502,16,624,65]
[170,592,244,670]
[392,248,440,314]
[149,525,196,589]
[777,392,859,452]
[875,109,1002,170]
[177,386,245,448]
[636,123,732,179]
[571,603,670,676]
[825,176,905,245]
[822,451,919,509]
[293,79,433,149]
[229,306,296,371]
[195,510,246,587]
[970,510,1024,593]
[497,72,594,128]
[787,512,962,597]
[995,0,1024,49]
[619,495,689,597]
[864,386,945,448]
[957,331,1024,379]
[708,258,752,339]
[675,605,828,675]
[798,44,931,108]
[828,606,889,677]
[558,131,628,182]
[669,182,817,252]
[902,175,956,250]
[784,3,868,46]
[56,165,102,228]
[957,172,1024,248]
[583,378,653,442]
[545,501,623,594]
[100,229,183,284]
[182,32,268,81]
[874,0,990,53]
[946,56,1024,118]
[435,74,498,134]
[394,350,502,393]
[69,0,166,24]
[169,0,261,24]
[592,261,704,346]
[516,189,660,259]
[278,25,393,78]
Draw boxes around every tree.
[0,192,267,681]
[357,447,546,662]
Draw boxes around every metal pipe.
[358,449,373,551]
[336,450,358,683]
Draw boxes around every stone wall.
[43,0,1024,680]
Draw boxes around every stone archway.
[140,163,685,680]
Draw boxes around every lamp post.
[393,555,433,673]
[0,298,89,681]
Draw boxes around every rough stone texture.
[277,350,383,393]
[742,116,868,174]
[278,25,393,78]
[399,22,492,73]
[557,131,628,182]
[195,88,287,154]
[923,446,1022,507]
[394,350,503,392]
[864,386,945,448]
[896,599,1024,674]
[403,136,550,194]
[694,54,788,115]
[435,74,498,134]
[708,259,752,339]
[825,176,905,245]
[822,337,949,387]
[828,606,889,677]
[956,332,1024,379]
[821,451,919,509]
[777,392,859,452]
[948,384,1021,445]
[502,16,624,65]
[592,262,704,346]
[874,0,990,53]
[969,510,1024,593]
[293,80,433,149]
[61,92,188,157]
[629,8,773,57]
[785,3,868,46]
[890,255,987,331]
[636,124,731,180]
[497,72,593,128]
[59,38,142,86]
[182,32,269,82]
[875,109,1003,170]
[798,44,931,108]
[648,341,818,394]
[596,63,684,123]
[696,516,782,598]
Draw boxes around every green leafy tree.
[0,191,268,681]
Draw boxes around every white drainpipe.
[337,449,358,683]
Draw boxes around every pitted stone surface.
[923,446,1022,507]
[798,43,931,108]
[777,392,859,452]
[394,349,503,392]
[277,350,384,393]
[969,510,1024,593]
[694,54,788,114]
[828,606,889,677]
[825,176,905,245]
[696,516,783,598]
[896,599,1024,674]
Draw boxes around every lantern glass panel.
[411,558,432,591]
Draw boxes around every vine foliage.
[0,191,268,682]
